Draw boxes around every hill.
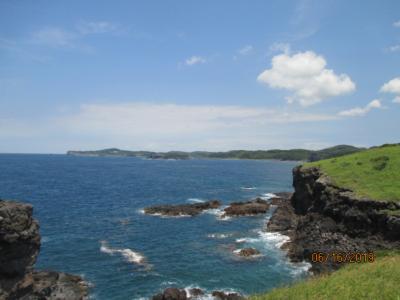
[67,145,363,162]
[251,251,400,300]
[304,144,400,202]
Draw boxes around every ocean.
[0,154,310,299]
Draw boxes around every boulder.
[152,288,187,300]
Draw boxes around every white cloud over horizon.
[338,99,382,117]
[257,51,356,106]
[0,102,338,153]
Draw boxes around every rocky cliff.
[267,166,400,273]
[0,200,89,300]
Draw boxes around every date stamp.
[311,252,376,264]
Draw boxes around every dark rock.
[188,288,204,298]
[269,166,400,274]
[236,248,260,257]
[0,199,89,299]
[0,200,40,277]
[212,291,246,300]
[144,200,221,217]
[152,288,187,300]
[223,198,270,217]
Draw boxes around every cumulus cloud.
[257,51,356,106]
[393,20,400,27]
[338,99,382,117]
[238,45,253,55]
[381,77,400,103]
[185,56,206,66]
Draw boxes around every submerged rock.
[236,248,261,257]
[144,200,221,217]
[223,198,270,217]
[0,199,89,299]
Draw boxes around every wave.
[183,285,245,300]
[187,198,205,203]
[204,207,231,221]
[100,241,147,266]
[240,186,257,190]
[260,193,277,200]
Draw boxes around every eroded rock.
[223,198,270,217]
[144,200,221,217]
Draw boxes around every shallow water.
[0,154,309,299]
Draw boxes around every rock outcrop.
[266,167,400,273]
[223,198,270,217]
[144,200,221,217]
[235,248,260,257]
[0,200,89,300]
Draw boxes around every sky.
[0,0,400,153]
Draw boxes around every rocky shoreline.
[266,166,400,274]
[0,200,89,300]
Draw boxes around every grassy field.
[251,251,400,300]
[303,145,400,202]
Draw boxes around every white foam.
[100,241,145,265]
[205,207,231,221]
[182,285,244,300]
[260,193,277,200]
[235,238,247,243]
[258,231,290,248]
[241,187,256,190]
[187,198,205,203]
[207,233,233,239]
[289,261,312,276]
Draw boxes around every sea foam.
[100,241,146,265]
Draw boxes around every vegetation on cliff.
[304,144,400,202]
[67,145,362,161]
[251,250,400,300]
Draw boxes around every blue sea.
[0,155,310,299]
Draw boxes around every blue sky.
[1,0,399,153]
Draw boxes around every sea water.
[0,154,310,299]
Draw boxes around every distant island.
[67,145,363,162]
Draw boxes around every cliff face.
[0,200,89,300]
[291,166,400,240]
[267,166,400,273]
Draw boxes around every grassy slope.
[251,251,400,300]
[303,145,400,202]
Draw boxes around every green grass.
[303,145,400,202]
[251,251,400,300]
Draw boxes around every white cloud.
[393,20,400,27]
[338,99,382,117]
[381,77,400,94]
[381,77,400,103]
[257,51,356,106]
[238,45,253,55]
[76,21,118,35]
[185,56,206,66]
